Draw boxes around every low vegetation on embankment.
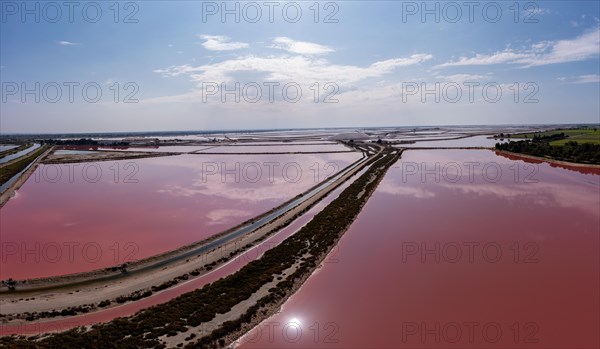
[0,145,49,186]
[0,148,400,349]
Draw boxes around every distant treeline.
[529,132,569,142]
[496,132,571,142]
[496,138,600,164]
[41,138,130,146]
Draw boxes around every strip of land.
[42,150,178,164]
[1,148,368,293]
[0,146,376,336]
[188,150,356,155]
[0,146,400,348]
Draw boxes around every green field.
[500,128,600,146]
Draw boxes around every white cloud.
[153,36,430,106]
[531,41,553,52]
[525,7,550,17]
[555,74,600,84]
[574,74,600,84]
[154,64,199,77]
[435,74,491,82]
[526,29,600,66]
[271,37,334,55]
[151,52,432,105]
[437,29,599,68]
[199,35,249,51]
[155,54,432,87]
[58,40,79,46]
[437,50,531,68]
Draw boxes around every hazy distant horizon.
[1,122,599,137]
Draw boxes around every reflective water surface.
[237,149,599,348]
[0,144,41,164]
[0,165,365,335]
[398,135,505,148]
[197,144,351,153]
[0,153,361,279]
[0,145,18,152]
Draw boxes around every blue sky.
[1,1,599,133]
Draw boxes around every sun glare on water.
[288,317,301,328]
